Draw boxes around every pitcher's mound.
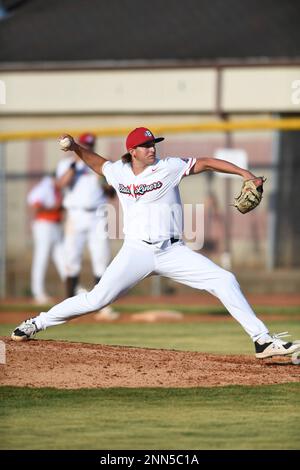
[1,337,298,389]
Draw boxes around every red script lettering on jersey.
[118,181,162,198]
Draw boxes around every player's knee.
[85,284,111,310]
[220,270,238,287]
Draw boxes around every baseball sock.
[255,333,272,344]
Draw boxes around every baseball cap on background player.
[78,133,96,147]
[122,127,164,162]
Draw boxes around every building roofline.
[1,57,300,72]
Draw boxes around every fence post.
[0,142,6,297]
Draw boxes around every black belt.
[142,237,180,245]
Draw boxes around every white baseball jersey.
[56,158,106,210]
[102,157,196,242]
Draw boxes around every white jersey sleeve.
[102,161,117,187]
[165,157,196,185]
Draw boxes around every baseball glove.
[233,177,266,214]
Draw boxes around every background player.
[12,127,300,359]
[27,175,65,304]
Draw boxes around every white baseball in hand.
[59,136,72,150]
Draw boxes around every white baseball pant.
[64,208,110,278]
[31,220,65,298]
[34,239,268,340]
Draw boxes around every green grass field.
[1,319,300,354]
[1,319,300,450]
[1,385,299,450]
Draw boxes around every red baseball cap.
[79,133,96,146]
[123,127,164,158]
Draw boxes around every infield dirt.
[1,337,299,389]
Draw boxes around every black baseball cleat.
[11,318,38,342]
[255,332,300,359]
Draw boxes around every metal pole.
[222,131,233,270]
[0,142,6,297]
[216,68,232,269]
[267,118,280,270]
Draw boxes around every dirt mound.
[1,337,299,389]
[130,310,184,322]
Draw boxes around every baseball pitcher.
[12,127,300,359]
